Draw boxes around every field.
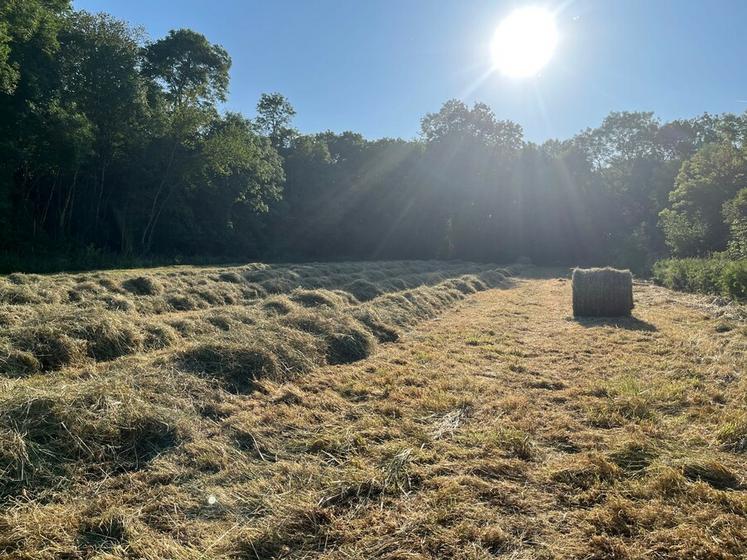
[0,262,746,559]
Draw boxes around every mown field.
[0,262,745,559]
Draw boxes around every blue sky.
[74,0,747,143]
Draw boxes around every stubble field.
[0,262,745,559]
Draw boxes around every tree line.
[2,2,746,273]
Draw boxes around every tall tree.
[141,29,229,110]
[255,92,296,149]
[137,29,231,253]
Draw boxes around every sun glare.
[491,7,558,78]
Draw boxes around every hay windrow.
[0,267,744,559]
[121,276,163,296]
[0,260,522,555]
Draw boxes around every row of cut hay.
[0,267,509,379]
[0,267,512,508]
[170,269,510,396]
[0,366,202,500]
[0,260,497,317]
[354,269,509,332]
[0,288,353,378]
[0,307,187,376]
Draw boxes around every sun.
[491,7,558,78]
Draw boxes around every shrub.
[652,257,747,300]
[720,260,747,300]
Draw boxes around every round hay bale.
[572,267,634,317]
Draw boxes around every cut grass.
[0,264,744,559]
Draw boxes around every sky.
[73,0,747,143]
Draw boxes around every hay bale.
[572,267,633,317]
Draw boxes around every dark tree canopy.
[1,6,746,274]
[141,28,230,109]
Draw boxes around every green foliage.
[2,5,747,274]
[652,257,747,300]
[720,260,747,299]
[659,143,747,256]
[723,188,747,258]
[141,28,230,109]
[0,0,69,94]
[420,98,523,150]
[255,92,296,148]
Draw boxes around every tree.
[136,29,231,253]
[660,143,747,256]
[420,99,523,151]
[0,0,69,94]
[141,29,230,109]
[0,0,70,248]
[255,92,296,149]
[57,11,147,237]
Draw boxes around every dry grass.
[0,263,745,559]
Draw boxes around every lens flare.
[491,7,559,78]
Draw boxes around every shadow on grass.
[573,315,657,331]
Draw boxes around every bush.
[720,260,747,300]
[652,257,747,300]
